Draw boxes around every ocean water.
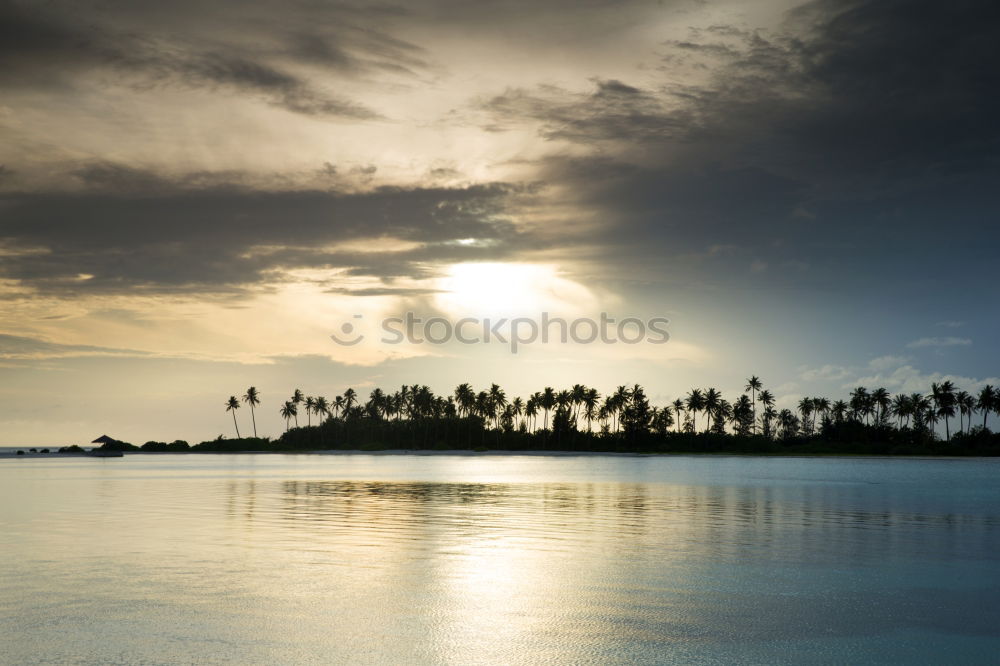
[1,453,999,664]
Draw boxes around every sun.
[435,262,595,317]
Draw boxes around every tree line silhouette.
[208,377,1000,456]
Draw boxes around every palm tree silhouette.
[956,391,975,434]
[540,387,556,431]
[757,389,774,434]
[977,385,996,430]
[671,399,684,433]
[290,389,304,427]
[745,376,762,434]
[305,396,315,427]
[243,376,993,452]
[762,405,777,438]
[242,387,260,437]
[850,387,870,424]
[931,381,956,440]
[703,388,721,433]
[871,388,890,426]
[778,408,798,438]
[582,388,600,432]
[525,396,539,432]
[511,396,524,430]
[798,397,814,434]
[686,389,705,432]
[891,394,910,429]
[732,394,753,435]
[314,396,330,424]
[225,396,241,438]
[831,399,848,423]
[280,401,297,432]
[343,388,357,414]
[488,383,507,430]
[454,383,474,418]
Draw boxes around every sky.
[1,0,998,445]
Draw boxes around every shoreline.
[2,448,996,461]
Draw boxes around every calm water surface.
[2,453,999,664]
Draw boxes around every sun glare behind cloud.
[435,263,597,317]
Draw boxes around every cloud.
[0,168,531,294]
[480,78,689,142]
[800,364,851,382]
[906,337,972,349]
[0,333,152,360]
[471,0,1000,294]
[0,0,426,119]
[851,358,1000,396]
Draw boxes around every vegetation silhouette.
[242,387,260,437]
[200,378,1000,456]
[225,396,241,438]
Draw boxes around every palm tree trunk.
[250,406,257,437]
[232,412,241,438]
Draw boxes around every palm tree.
[911,393,931,430]
[931,381,956,440]
[540,387,556,431]
[732,394,753,435]
[703,388,721,433]
[242,387,260,437]
[850,387,870,424]
[957,391,975,434]
[291,389,304,427]
[672,398,684,433]
[280,401,297,433]
[977,385,996,430]
[609,386,629,433]
[778,408,798,438]
[761,405,777,438]
[343,388,357,414]
[583,388,600,432]
[454,383,475,418]
[225,396,241,438]
[570,384,587,424]
[489,383,507,430]
[305,396,315,426]
[685,389,705,433]
[831,400,848,424]
[332,395,346,419]
[511,396,524,430]
[872,388,891,426]
[890,394,911,429]
[745,376,762,434]
[797,398,814,435]
[525,397,539,432]
[813,397,830,430]
[757,390,775,435]
[314,396,330,424]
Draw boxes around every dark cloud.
[0,0,429,118]
[0,172,529,294]
[480,0,1000,295]
[482,78,691,142]
[0,333,151,359]
[325,286,443,297]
